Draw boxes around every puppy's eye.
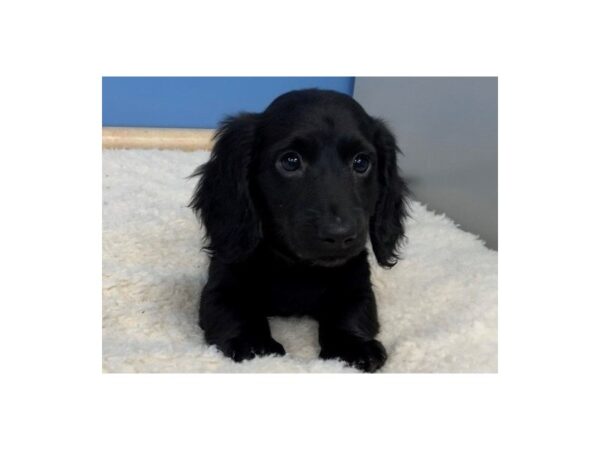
[280,152,302,171]
[352,154,371,173]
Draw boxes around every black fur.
[189,89,409,372]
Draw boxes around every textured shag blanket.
[102,149,497,373]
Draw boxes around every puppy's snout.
[318,218,357,248]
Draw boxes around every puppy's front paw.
[320,338,387,373]
[220,334,286,362]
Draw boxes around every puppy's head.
[190,89,408,268]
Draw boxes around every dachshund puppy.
[189,89,408,372]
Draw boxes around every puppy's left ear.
[369,118,410,268]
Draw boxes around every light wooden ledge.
[102,127,215,151]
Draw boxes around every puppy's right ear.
[188,113,261,263]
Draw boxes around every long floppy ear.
[369,118,410,268]
[188,113,261,263]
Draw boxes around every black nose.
[318,220,357,247]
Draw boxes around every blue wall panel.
[102,77,355,128]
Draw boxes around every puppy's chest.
[263,274,329,317]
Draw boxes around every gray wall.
[354,77,498,250]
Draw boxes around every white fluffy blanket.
[103,149,497,373]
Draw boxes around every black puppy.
[189,89,408,372]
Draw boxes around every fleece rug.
[102,149,498,373]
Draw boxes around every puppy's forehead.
[259,100,372,146]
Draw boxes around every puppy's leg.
[319,314,387,373]
[317,265,387,372]
[199,262,285,363]
[200,294,285,362]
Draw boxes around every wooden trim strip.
[102,127,215,151]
